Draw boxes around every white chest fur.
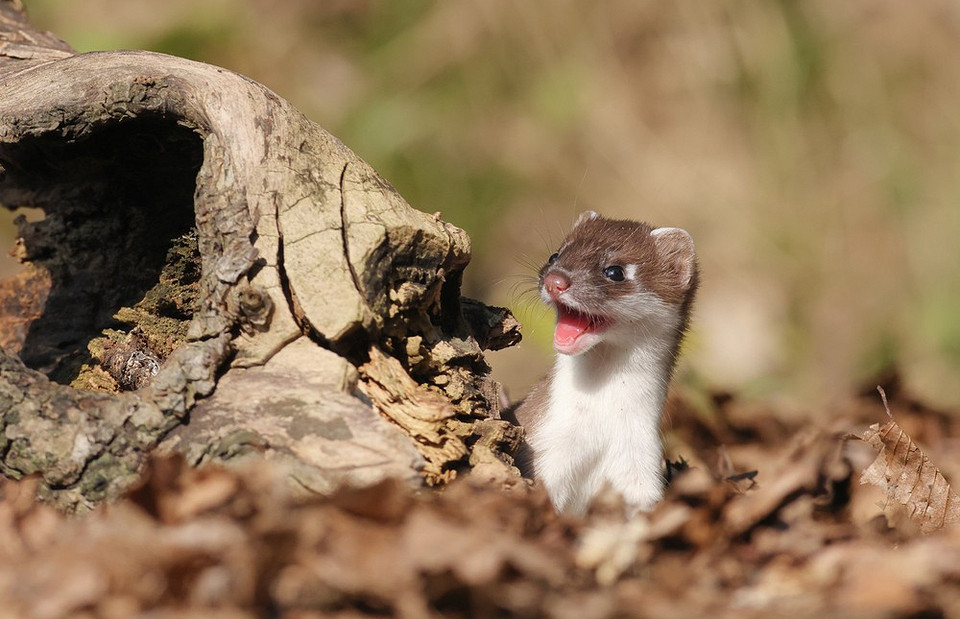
[530,336,674,516]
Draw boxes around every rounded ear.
[573,210,599,227]
[650,227,697,288]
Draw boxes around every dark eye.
[603,265,625,281]
[548,252,559,265]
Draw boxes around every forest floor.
[1,375,958,618]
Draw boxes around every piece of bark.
[0,1,521,509]
[160,339,424,496]
[358,347,466,485]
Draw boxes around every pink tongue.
[554,310,592,347]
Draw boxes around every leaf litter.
[1,381,960,618]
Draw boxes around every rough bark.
[0,0,522,511]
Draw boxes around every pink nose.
[544,272,570,298]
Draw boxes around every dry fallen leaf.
[723,430,848,536]
[4,385,960,617]
[860,388,960,533]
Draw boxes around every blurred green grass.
[11,0,960,410]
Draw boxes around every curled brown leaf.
[859,388,960,534]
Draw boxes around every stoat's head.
[538,210,698,356]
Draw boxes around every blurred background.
[6,0,960,411]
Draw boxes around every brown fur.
[545,215,697,306]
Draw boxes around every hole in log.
[0,116,203,391]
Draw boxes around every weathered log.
[0,1,522,511]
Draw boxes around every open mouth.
[553,302,610,354]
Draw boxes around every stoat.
[513,211,698,516]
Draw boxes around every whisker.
[514,253,545,274]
